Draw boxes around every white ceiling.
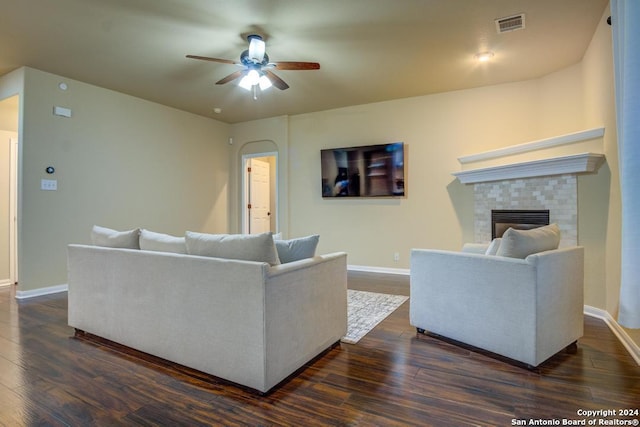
[0,0,609,124]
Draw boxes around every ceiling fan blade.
[273,61,320,70]
[216,70,245,85]
[264,70,289,90]
[186,55,238,65]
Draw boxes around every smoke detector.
[495,14,526,33]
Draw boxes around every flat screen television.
[321,142,405,198]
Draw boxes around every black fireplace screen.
[491,210,550,239]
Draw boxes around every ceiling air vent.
[495,13,525,33]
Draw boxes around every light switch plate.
[41,179,57,191]
[53,106,72,117]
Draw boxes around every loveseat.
[410,224,584,367]
[68,227,347,394]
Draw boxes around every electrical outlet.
[393,252,400,262]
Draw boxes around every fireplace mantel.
[452,127,606,184]
[452,152,605,184]
[457,128,604,164]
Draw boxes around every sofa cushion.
[275,235,320,263]
[496,223,561,259]
[91,225,140,249]
[139,229,187,254]
[185,231,280,265]
[485,238,502,256]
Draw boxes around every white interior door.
[248,158,271,234]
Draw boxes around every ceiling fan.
[186,34,320,98]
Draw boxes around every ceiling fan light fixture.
[238,75,253,90]
[475,51,494,62]
[258,74,272,90]
[239,69,261,90]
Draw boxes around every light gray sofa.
[410,244,584,367]
[67,244,347,393]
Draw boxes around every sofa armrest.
[461,243,490,254]
[526,247,584,362]
[263,252,347,389]
[266,252,347,277]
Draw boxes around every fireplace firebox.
[491,209,550,239]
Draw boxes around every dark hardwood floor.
[1,273,639,426]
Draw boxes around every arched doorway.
[239,140,279,235]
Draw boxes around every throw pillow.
[185,231,280,265]
[139,229,187,254]
[496,223,561,259]
[275,234,320,263]
[91,225,140,249]
[485,238,502,256]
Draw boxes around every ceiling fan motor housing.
[240,50,270,67]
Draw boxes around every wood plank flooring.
[0,272,639,426]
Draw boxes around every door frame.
[241,151,278,234]
[9,137,17,285]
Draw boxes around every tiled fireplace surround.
[474,174,577,247]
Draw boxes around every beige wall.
[579,7,620,319]
[0,96,19,132]
[14,67,230,292]
[285,77,586,268]
[230,11,621,329]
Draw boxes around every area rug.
[341,290,409,344]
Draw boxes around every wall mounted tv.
[321,142,405,198]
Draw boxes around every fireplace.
[491,209,550,239]
[474,174,577,246]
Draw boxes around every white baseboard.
[348,264,409,276]
[584,305,640,365]
[0,279,14,287]
[15,283,68,300]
